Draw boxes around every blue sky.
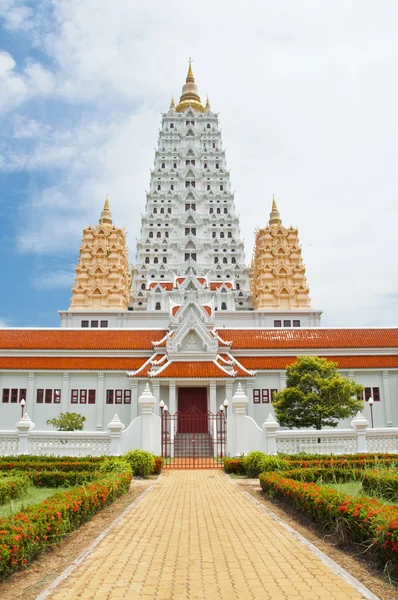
[1,1,398,327]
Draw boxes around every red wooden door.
[178,387,208,433]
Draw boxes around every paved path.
[46,471,368,600]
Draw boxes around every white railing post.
[231,383,248,456]
[138,383,157,452]
[107,414,124,456]
[263,413,279,455]
[351,412,369,453]
[16,413,35,455]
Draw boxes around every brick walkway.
[47,471,368,600]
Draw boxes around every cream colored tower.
[69,197,131,311]
[250,198,311,310]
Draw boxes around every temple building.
[1,61,398,439]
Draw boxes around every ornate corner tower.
[69,197,132,311]
[250,198,311,310]
[130,60,252,312]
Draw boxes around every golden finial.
[269,195,281,228]
[175,58,205,113]
[205,95,211,111]
[187,57,194,81]
[170,95,176,111]
[100,194,112,225]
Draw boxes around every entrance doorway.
[178,387,207,433]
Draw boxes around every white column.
[16,414,34,455]
[138,383,157,452]
[152,382,160,415]
[107,414,124,456]
[230,383,248,456]
[382,371,393,427]
[129,379,139,421]
[225,381,233,405]
[209,380,217,414]
[96,373,104,430]
[27,372,35,422]
[246,380,254,419]
[351,412,369,453]
[279,371,286,389]
[263,414,279,455]
[169,381,176,414]
[61,372,69,415]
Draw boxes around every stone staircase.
[174,433,214,458]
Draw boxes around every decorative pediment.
[167,299,218,359]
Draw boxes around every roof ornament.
[170,95,176,111]
[205,95,211,111]
[269,194,281,228]
[99,194,113,226]
[175,57,205,113]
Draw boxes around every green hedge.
[0,461,100,473]
[0,470,131,580]
[0,474,30,505]
[29,471,96,487]
[259,472,398,566]
[362,471,398,502]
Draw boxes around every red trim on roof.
[238,355,398,369]
[222,329,398,349]
[0,357,146,371]
[0,330,167,350]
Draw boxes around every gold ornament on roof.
[175,58,205,113]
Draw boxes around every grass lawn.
[0,486,69,518]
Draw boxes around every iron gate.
[161,405,227,469]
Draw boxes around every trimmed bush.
[0,474,30,505]
[153,457,164,474]
[124,450,155,477]
[259,472,398,566]
[223,458,246,474]
[362,471,398,502]
[245,452,289,478]
[30,471,95,487]
[0,470,131,580]
[96,458,133,477]
[0,460,101,473]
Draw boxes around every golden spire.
[205,95,211,111]
[175,58,205,113]
[170,95,176,111]
[187,57,194,81]
[269,195,281,227]
[99,194,113,226]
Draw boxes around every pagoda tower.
[69,197,131,311]
[250,198,311,310]
[130,60,252,312]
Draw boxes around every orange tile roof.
[238,355,398,369]
[148,282,173,290]
[0,330,167,350]
[150,362,231,378]
[210,282,233,290]
[222,329,398,349]
[0,357,146,371]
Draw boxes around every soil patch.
[0,479,153,600]
[237,479,397,600]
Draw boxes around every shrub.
[153,457,164,474]
[223,458,246,475]
[362,471,398,502]
[0,470,131,580]
[0,474,30,505]
[259,472,398,567]
[0,460,101,473]
[30,471,95,487]
[244,452,267,478]
[96,458,133,478]
[245,452,290,478]
[46,412,86,431]
[124,450,155,477]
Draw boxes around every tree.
[272,356,364,430]
[46,412,86,431]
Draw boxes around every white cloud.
[1,1,398,326]
[33,269,75,290]
[0,318,9,328]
